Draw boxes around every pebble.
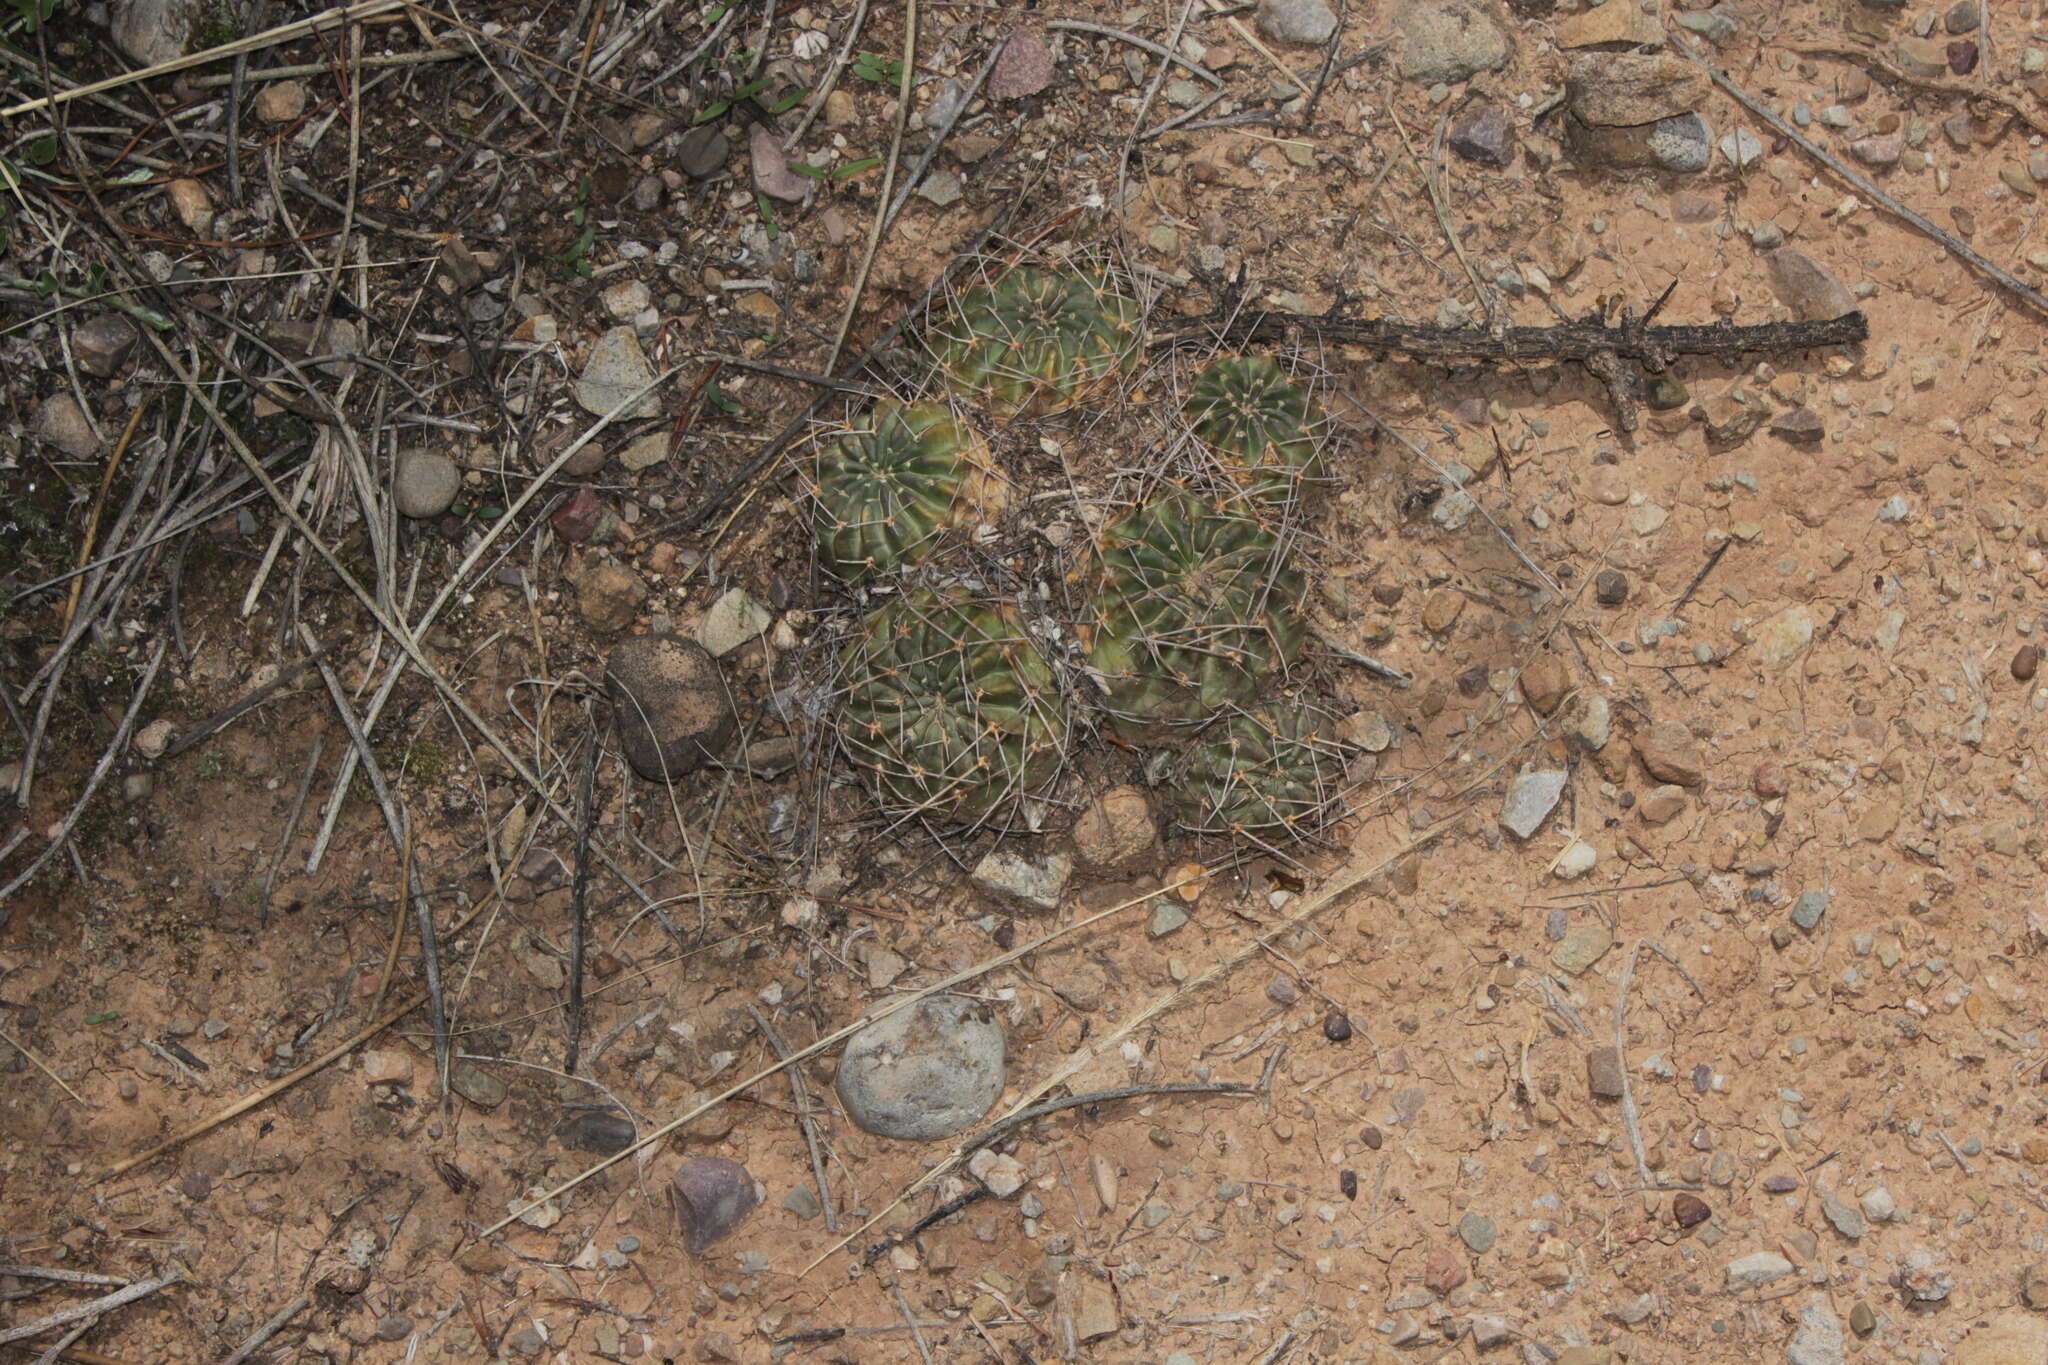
[671,1156,758,1253]
[1575,694,1612,750]
[1725,1251,1794,1289]
[1859,1187,1897,1222]
[35,394,99,458]
[576,327,661,418]
[1895,1247,1953,1302]
[1877,495,1909,523]
[697,588,772,657]
[1565,53,1709,127]
[1394,0,1512,84]
[167,177,214,236]
[618,433,668,472]
[393,448,460,519]
[1500,769,1567,839]
[1585,1046,1624,1098]
[1594,569,1629,605]
[969,1149,1026,1196]
[574,559,647,633]
[837,994,1004,1140]
[2012,644,2040,681]
[1423,1245,1467,1295]
[987,28,1055,99]
[375,1315,414,1342]
[1074,1283,1119,1341]
[1255,0,1339,45]
[916,169,963,207]
[1770,407,1824,442]
[1071,786,1158,872]
[970,849,1071,912]
[1895,34,1951,78]
[73,314,139,378]
[1850,134,1902,166]
[1638,784,1688,824]
[1554,923,1613,976]
[1457,1212,1497,1253]
[1570,112,1712,173]
[1788,1301,1846,1365]
[254,79,307,124]
[2021,1262,2048,1310]
[605,633,738,781]
[558,1110,636,1154]
[1148,901,1190,937]
[1324,1010,1353,1042]
[1518,655,1570,714]
[1718,128,1763,168]
[1820,1191,1865,1239]
[1765,249,1856,322]
[749,126,808,202]
[1849,1301,1877,1336]
[1267,973,1300,1006]
[1558,0,1664,46]
[1449,104,1514,168]
[677,127,730,179]
[1638,721,1705,787]
[1554,839,1597,879]
[450,1061,507,1109]
[1673,1192,1711,1228]
[1791,890,1830,932]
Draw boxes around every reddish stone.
[551,486,602,542]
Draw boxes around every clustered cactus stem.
[1182,355,1326,509]
[838,589,1069,826]
[1171,701,1340,837]
[1082,489,1305,741]
[810,401,1000,583]
[929,267,1142,416]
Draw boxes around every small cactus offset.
[1182,356,1324,508]
[1172,701,1340,837]
[839,589,1069,824]
[810,401,999,583]
[930,267,1141,415]
[1083,490,1305,740]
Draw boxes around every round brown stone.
[605,633,736,781]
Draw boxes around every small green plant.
[1172,701,1338,837]
[556,178,595,278]
[850,51,903,86]
[929,267,1141,416]
[4,0,59,33]
[839,589,1068,825]
[1183,356,1325,509]
[810,400,999,583]
[1082,490,1305,740]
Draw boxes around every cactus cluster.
[929,267,1141,415]
[1172,701,1339,837]
[1082,490,1304,741]
[838,589,1069,825]
[1182,356,1325,508]
[815,264,1344,840]
[810,401,997,584]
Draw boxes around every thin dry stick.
[746,1003,838,1233]
[884,33,1002,228]
[890,1283,935,1365]
[563,722,600,1074]
[188,47,463,87]
[1611,939,1710,1192]
[783,0,870,147]
[824,0,917,373]
[1677,31,2048,318]
[259,736,323,908]
[213,1292,310,1365]
[473,876,1195,1240]
[300,623,449,1098]
[29,1317,95,1365]
[60,401,149,634]
[0,1269,184,1348]
[0,1267,127,1288]
[0,1027,89,1107]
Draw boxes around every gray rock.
[971,848,1071,912]
[1877,495,1910,523]
[1725,1250,1794,1289]
[110,0,200,64]
[1570,111,1711,173]
[670,1156,758,1252]
[1675,8,1740,40]
[393,448,460,519]
[35,394,99,457]
[576,326,661,418]
[73,314,139,378]
[1894,1247,1952,1302]
[1860,1187,1897,1223]
[836,994,1005,1140]
[915,168,963,207]
[1500,769,1567,839]
[750,126,808,202]
[1394,0,1512,84]
[1566,53,1711,127]
[1553,923,1613,976]
[1788,1300,1845,1365]
[1820,1192,1865,1240]
[605,633,737,781]
[1719,128,1764,168]
[1765,249,1856,322]
[1792,891,1830,932]
[678,126,730,179]
[1148,900,1190,937]
[1457,1212,1498,1253]
[696,588,773,657]
[450,1060,507,1109]
[1256,0,1339,45]
[375,1315,414,1342]
[783,1184,822,1219]
[1470,1316,1516,1349]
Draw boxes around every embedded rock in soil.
[971,849,1072,912]
[1518,654,1571,714]
[1765,249,1857,322]
[574,559,648,633]
[1637,721,1705,786]
[697,588,773,657]
[36,394,99,458]
[111,0,202,64]
[1951,1313,2048,1365]
[836,994,1005,1140]
[74,314,139,378]
[1557,0,1664,46]
[1787,1300,1846,1365]
[1565,53,1709,127]
[1568,111,1711,173]
[394,449,461,519]
[988,27,1056,97]
[1725,1251,1793,1289]
[1755,605,1815,668]
[670,1156,758,1253]
[1585,1046,1624,1098]
[1449,103,1514,167]
[1394,0,1512,83]
[605,634,737,781]
[677,127,730,179]
[1070,785,1158,872]
[1256,0,1339,45]
[575,326,661,419]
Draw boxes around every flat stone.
[394,448,461,519]
[1500,769,1568,839]
[35,394,99,458]
[916,169,963,207]
[988,27,1056,98]
[1073,1283,1119,1342]
[1148,901,1190,937]
[1457,1212,1497,1253]
[1820,1191,1865,1239]
[750,126,808,201]
[576,326,661,419]
[1071,785,1158,872]
[1256,0,1338,44]
[1554,923,1614,977]
[1755,605,1815,667]
[619,433,669,472]
[1788,1300,1846,1365]
[837,994,1005,1140]
[1558,0,1664,47]
[450,1060,507,1109]
[1637,720,1704,786]
[678,126,730,179]
[1566,53,1707,126]
[1586,1046,1624,1098]
[971,849,1071,912]
[1394,0,1512,84]
[1895,34,1951,78]
[1765,249,1856,322]
[783,1184,822,1219]
[697,588,773,657]
[1792,891,1830,932]
[968,1148,1024,1195]
[574,558,648,633]
[1725,1250,1793,1289]
[1638,784,1688,823]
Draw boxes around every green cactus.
[1172,701,1339,837]
[840,588,1069,824]
[1182,356,1324,508]
[810,401,999,583]
[1082,490,1305,740]
[930,267,1141,415]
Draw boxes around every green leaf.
[25,135,56,166]
[693,99,731,124]
[730,76,771,102]
[833,157,882,180]
[755,191,778,240]
[788,160,829,180]
[766,86,809,115]
[705,381,742,415]
[84,1011,118,1025]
